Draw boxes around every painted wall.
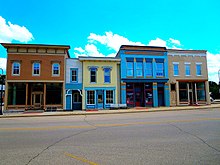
[81,60,119,109]
[119,50,169,80]
[65,58,82,89]
[168,53,208,83]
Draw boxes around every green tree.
[209,81,220,99]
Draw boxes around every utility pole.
[0,68,3,115]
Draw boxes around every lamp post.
[0,68,3,115]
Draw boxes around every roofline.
[167,49,207,53]
[119,45,167,51]
[1,43,70,49]
[78,56,120,61]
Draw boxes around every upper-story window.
[156,62,164,77]
[146,59,152,77]
[90,68,97,83]
[127,61,134,77]
[173,62,179,76]
[185,63,191,76]
[52,63,60,76]
[71,68,78,82]
[136,60,143,77]
[32,62,40,76]
[196,63,202,76]
[12,62,20,76]
[104,68,111,83]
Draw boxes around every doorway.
[31,92,43,109]
[97,90,104,109]
[158,86,165,106]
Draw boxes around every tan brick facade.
[168,49,210,106]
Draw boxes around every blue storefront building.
[116,45,170,107]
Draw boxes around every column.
[187,83,190,105]
[12,84,16,105]
[153,82,158,107]
[152,59,156,78]
[164,83,170,107]
[43,83,46,110]
[205,81,211,105]
[121,82,126,104]
[4,82,8,110]
[62,82,65,110]
[133,58,136,78]
[25,83,28,109]
[194,83,198,105]
[176,81,180,105]
[82,89,86,110]
[143,58,146,77]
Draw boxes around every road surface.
[0,108,220,165]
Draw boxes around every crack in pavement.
[25,115,97,165]
[168,122,220,153]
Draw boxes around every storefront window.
[197,82,205,101]
[106,90,113,104]
[87,90,95,104]
[179,82,188,102]
[126,92,134,104]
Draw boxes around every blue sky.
[0,0,220,82]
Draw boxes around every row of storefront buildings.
[1,43,211,111]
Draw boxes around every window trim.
[103,68,111,83]
[12,62,20,76]
[196,63,202,76]
[173,62,179,76]
[105,90,114,104]
[52,63,60,77]
[87,90,95,105]
[32,62,41,76]
[136,61,143,77]
[70,68,78,83]
[126,61,134,77]
[156,62,164,77]
[146,61,153,77]
[185,63,191,76]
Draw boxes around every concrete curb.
[1,104,220,118]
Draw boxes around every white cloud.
[74,47,85,53]
[88,32,144,51]
[147,37,182,49]
[74,44,105,57]
[74,31,144,57]
[207,52,220,83]
[148,38,166,47]
[169,38,181,46]
[0,16,34,43]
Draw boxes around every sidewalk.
[1,104,220,118]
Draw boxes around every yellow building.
[79,57,120,110]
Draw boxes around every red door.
[135,92,141,106]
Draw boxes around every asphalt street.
[0,108,220,165]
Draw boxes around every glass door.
[97,90,104,109]
[32,92,43,109]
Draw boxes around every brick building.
[1,43,70,110]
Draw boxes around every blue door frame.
[97,90,104,109]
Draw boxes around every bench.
[110,104,127,110]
